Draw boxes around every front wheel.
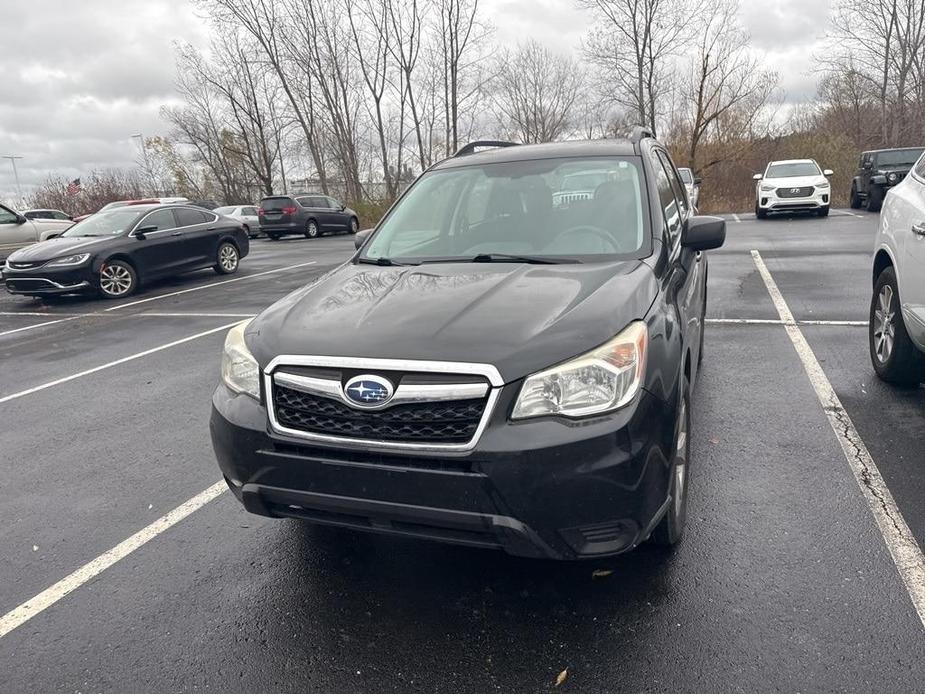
[755,203,767,220]
[849,185,863,209]
[214,242,240,275]
[869,267,923,385]
[98,260,137,299]
[305,220,319,238]
[650,377,691,546]
[348,217,359,234]
[817,205,830,217]
[867,185,884,212]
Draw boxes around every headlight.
[512,321,647,420]
[760,184,775,192]
[887,172,898,183]
[46,253,90,266]
[816,180,830,189]
[221,320,260,399]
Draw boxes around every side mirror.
[134,225,157,239]
[863,161,873,170]
[354,228,372,250]
[16,214,28,224]
[694,177,703,185]
[340,204,347,212]
[752,173,763,181]
[823,169,834,176]
[682,216,726,252]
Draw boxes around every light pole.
[2,155,24,203]
[130,133,157,196]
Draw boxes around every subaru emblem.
[343,374,394,408]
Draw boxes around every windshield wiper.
[357,256,419,266]
[468,253,577,265]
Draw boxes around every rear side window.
[296,196,326,208]
[176,208,213,226]
[138,209,177,231]
[916,154,925,179]
[242,206,258,216]
[262,197,295,211]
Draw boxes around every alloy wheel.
[873,284,895,363]
[100,264,133,296]
[219,244,239,272]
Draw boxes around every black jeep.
[850,148,925,212]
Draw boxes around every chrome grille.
[776,186,814,198]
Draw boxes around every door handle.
[913,223,925,236]
[171,232,183,236]
[207,226,217,231]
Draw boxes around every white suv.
[869,152,925,385]
[753,159,833,219]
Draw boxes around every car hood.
[762,175,827,188]
[7,236,113,262]
[246,260,658,383]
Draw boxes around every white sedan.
[215,205,261,238]
[753,159,833,219]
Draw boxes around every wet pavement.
[1,213,923,693]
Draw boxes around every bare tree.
[679,0,777,172]
[580,0,702,134]
[493,41,584,143]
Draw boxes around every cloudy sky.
[1,0,830,205]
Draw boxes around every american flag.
[65,178,81,196]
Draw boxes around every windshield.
[362,157,649,263]
[766,162,821,178]
[875,149,925,167]
[214,206,236,215]
[62,209,145,237]
[678,168,694,184]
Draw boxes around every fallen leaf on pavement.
[555,668,568,687]
[591,569,613,579]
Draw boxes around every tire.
[849,185,863,209]
[214,241,240,275]
[267,233,280,241]
[650,376,691,546]
[348,217,359,234]
[867,185,884,212]
[755,202,767,220]
[305,220,319,239]
[98,259,137,299]
[817,205,830,218]
[869,266,924,386]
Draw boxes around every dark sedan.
[211,133,725,560]
[2,204,249,299]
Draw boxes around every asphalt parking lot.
[1,213,924,693]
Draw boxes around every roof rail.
[454,140,520,157]
[629,125,655,143]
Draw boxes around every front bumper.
[757,188,829,212]
[210,381,677,560]
[2,264,94,295]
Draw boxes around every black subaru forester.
[210,130,725,560]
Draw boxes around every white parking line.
[0,322,241,404]
[0,481,227,640]
[752,249,925,628]
[706,318,868,327]
[0,315,83,337]
[104,261,317,311]
[731,214,742,223]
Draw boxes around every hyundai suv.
[754,159,833,218]
[211,131,726,560]
[869,151,925,385]
[258,194,359,240]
